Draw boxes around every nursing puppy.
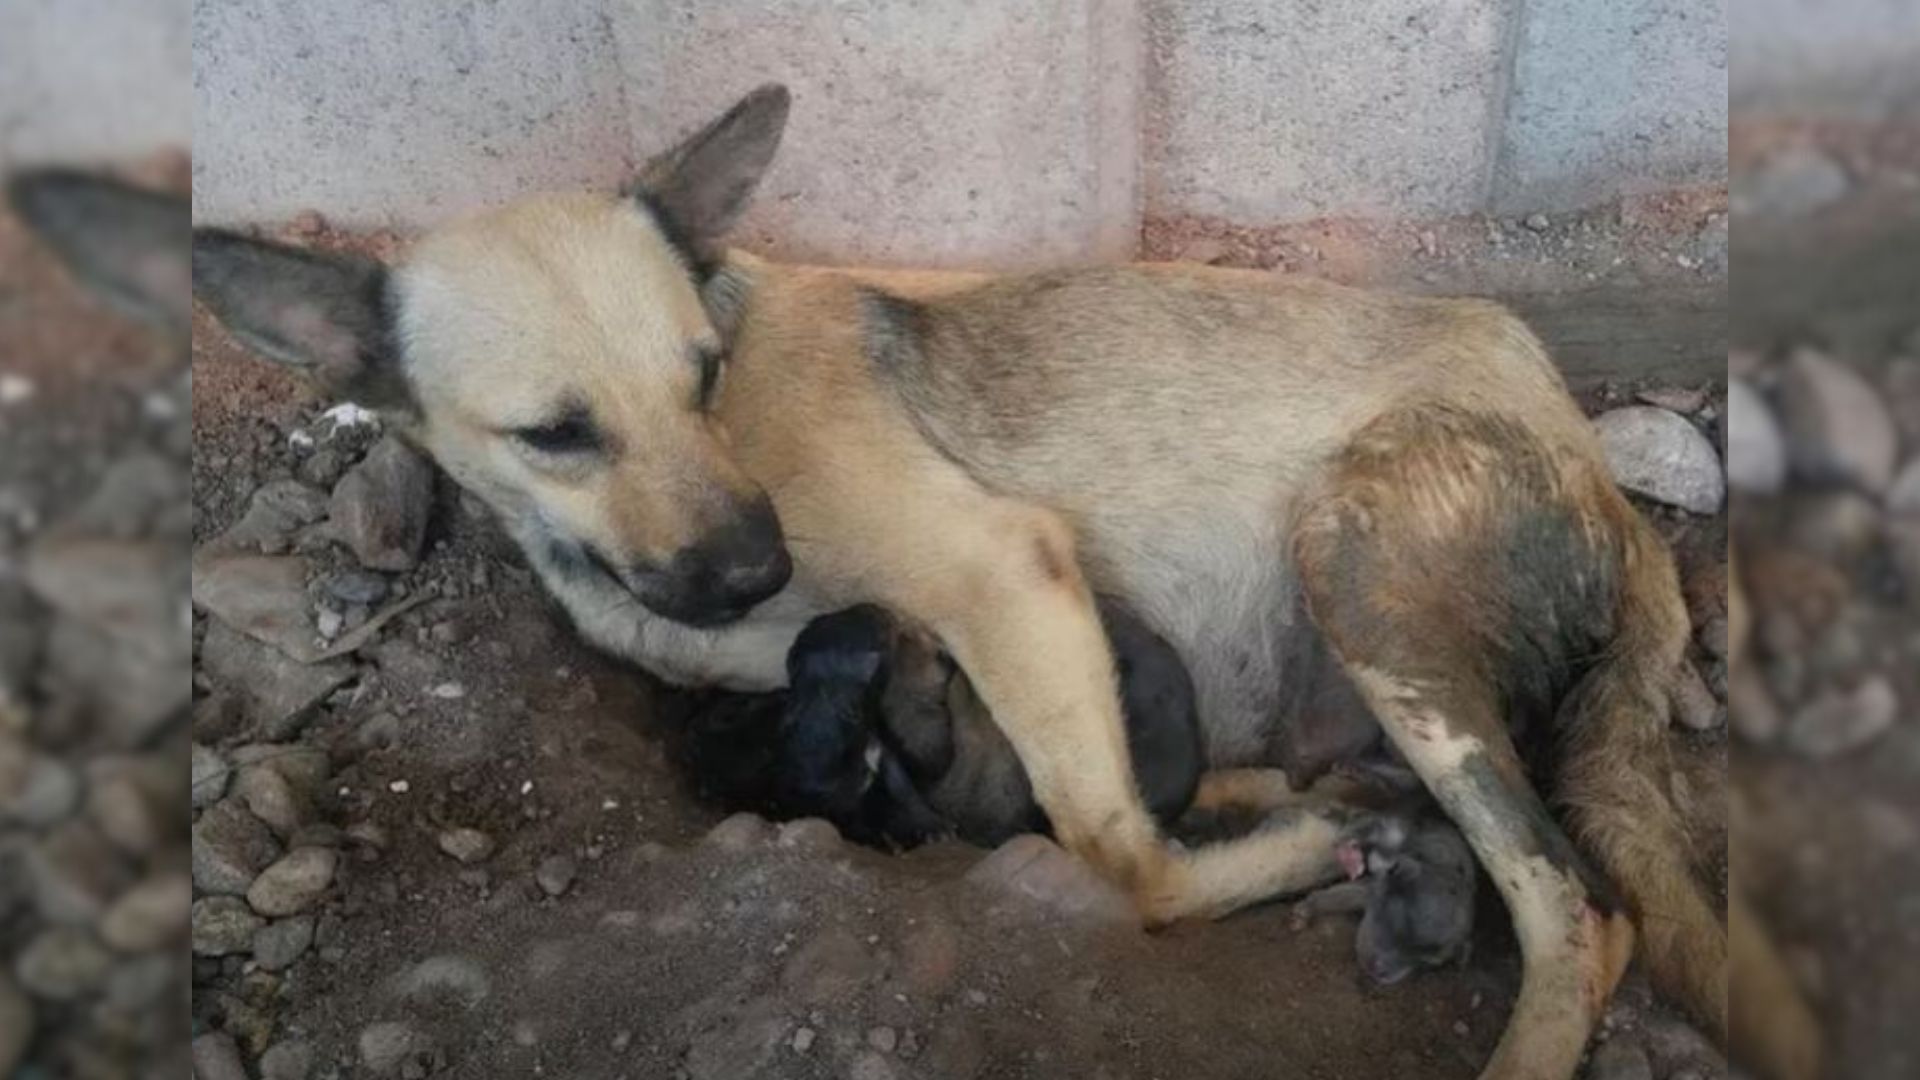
[192,85,1724,1079]
[684,598,1203,850]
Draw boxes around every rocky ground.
[1,157,194,1079]
[13,174,1741,1080]
[1721,113,1920,1080]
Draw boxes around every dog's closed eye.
[513,409,601,454]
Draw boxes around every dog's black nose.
[703,498,793,606]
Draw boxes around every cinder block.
[191,0,634,226]
[1492,0,1726,212]
[1144,0,1515,223]
[1733,0,1920,110]
[610,0,1143,268]
[0,0,190,168]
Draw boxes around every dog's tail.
[1554,516,1727,1043]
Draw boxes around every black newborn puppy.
[682,598,1204,850]
[1292,814,1478,984]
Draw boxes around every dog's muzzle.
[620,499,793,627]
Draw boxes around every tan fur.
[194,92,1727,1080]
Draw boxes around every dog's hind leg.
[1289,407,1659,1080]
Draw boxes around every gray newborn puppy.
[1293,814,1478,985]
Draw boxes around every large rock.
[1778,347,1900,492]
[247,846,338,917]
[1726,377,1787,494]
[1593,406,1726,514]
[328,436,434,572]
[191,798,283,896]
[197,622,356,740]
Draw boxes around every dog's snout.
[621,498,792,627]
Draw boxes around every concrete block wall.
[0,0,191,169]
[12,2,1730,267]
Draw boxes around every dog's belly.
[1075,504,1304,768]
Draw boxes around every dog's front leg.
[906,507,1358,922]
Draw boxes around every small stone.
[26,820,131,924]
[211,479,330,555]
[247,847,338,917]
[192,742,231,809]
[192,798,284,895]
[867,1025,899,1053]
[358,1021,439,1077]
[87,754,182,854]
[790,1027,817,1053]
[193,896,266,956]
[14,926,111,1000]
[775,817,842,852]
[192,1031,251,1080]
[324,568,391,607]
[254,915,317,972]
[330,436,434,572]
[1522,213,1550,232]
[703,812,774,851]
[260,1039,316,1080]
[1178,237,1230,265]
[100,871,191,952]
[389,954,491,1009]
[535,853,577,898]
[237,764,312,840]
[1587,1038,1654,1080]
[1787,676,1899,759]
[1,974,33,1075]
[105,952,178,1012]
[1726,378,1787,494]
[3,752,80,827]
[965,834,1135,926]
[1593,407,1725,514]
[1635,386,1708,415]
[1778,347,1901,492]
[437,827,496,865]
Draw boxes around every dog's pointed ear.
[191,229,411,409]
[633,83,790,274]
[7,170,191,328]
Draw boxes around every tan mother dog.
[192,86,1723,1079]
